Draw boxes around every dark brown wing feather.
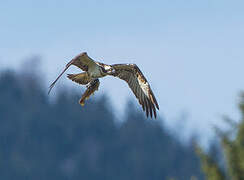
[111,64,159,118]
[67,72,92,85]
[48,52,98,94]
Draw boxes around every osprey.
[48,52,159,118]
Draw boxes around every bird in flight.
[48,52,159,118]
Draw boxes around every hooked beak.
[110,68,116,75]
[111,68,116,74]
[106,67,116,75]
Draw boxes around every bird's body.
[48,52,159,118]
[88,63,105,78]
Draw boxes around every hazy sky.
[1,0,244,140]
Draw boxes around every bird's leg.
[86,78,99,88]
[80,79,100,106]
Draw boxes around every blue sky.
[1,0,244,140]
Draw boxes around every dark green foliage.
[0,68,203,180]
[196,146,226,180]
[197,95,244,180]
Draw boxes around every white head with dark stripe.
[100,64,116,75]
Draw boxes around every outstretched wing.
[48,52,98,94]
[111,64,159,118]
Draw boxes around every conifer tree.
[197,94,244,180]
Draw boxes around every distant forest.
[0,62,205,179]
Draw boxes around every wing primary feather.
[152,103,157,118]
[48,62,72,94]
[134,80,142,109]
[140,91,145,111]
[150,91,159,110]
[137,90,143,107]
[147,97,153,118]
[144,96,149,117]
[140,100,145,111]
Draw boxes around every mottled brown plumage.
[67,72,91,85]
[111,64,159,118]
[49,52,159,118]
[48,52,98,94]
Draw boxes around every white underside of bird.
[88,63,104,78]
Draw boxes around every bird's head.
[101,65,116,75]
